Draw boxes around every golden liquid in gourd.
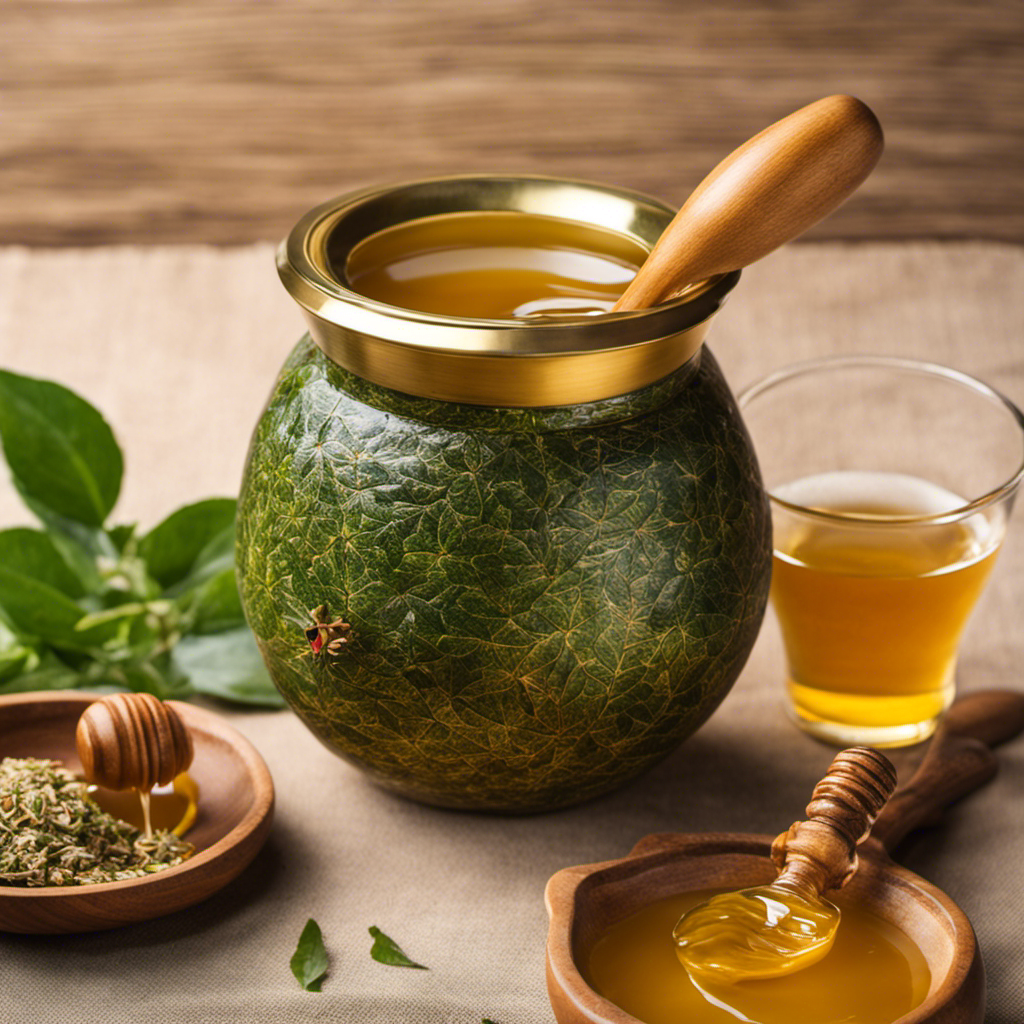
[88,772,199,836]
[344,211,646,318]
[587,889,930,1024]
[771,471,1000,740]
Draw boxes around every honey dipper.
[613,94,884,312]
[76,693,194,838]
[673,746,897,983]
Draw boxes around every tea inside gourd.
[344,211,647,318]
[771,471,1000,743]
[587,888,930,1024]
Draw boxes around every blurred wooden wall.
[2,0,1022,245]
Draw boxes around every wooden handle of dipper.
[76,693,193,792]
[770,746,897,896]
[870,689,1024,852]
[613,95,884,311]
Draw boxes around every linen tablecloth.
[0,242,1021,1022]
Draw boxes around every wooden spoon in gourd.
[613,94,883,312]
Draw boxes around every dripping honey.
[587,888,930,1024]
[88,772,199,837]
[344,211,647,319]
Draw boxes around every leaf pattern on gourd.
[237,337,771,811]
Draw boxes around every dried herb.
[290,917,329,991]
[0,368,283,707]
[368,925,428,969]
[0,757,192,886]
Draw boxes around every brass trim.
[299,309,716,407]
[278,175,740,407]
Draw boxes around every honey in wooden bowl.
[588,887,930,1024]
[344,210,648,319]
[88,772,200,837]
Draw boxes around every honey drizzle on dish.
[88,772,199,837]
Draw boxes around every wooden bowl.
[545,690,1024,1024]
[0,691,274,933]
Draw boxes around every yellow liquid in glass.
[587,889,930,1024]
[771,471,999,742]
[344,211,646,319]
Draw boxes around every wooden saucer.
[545,690,1024,1024]
[0,691,274,933]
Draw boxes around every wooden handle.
[613,94,883,312]
[870,689,1024,852]
[76,692,193,792]
[770,746,897,896]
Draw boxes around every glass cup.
[738,356,1024,747]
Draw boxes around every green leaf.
[138,499,237,589]
[368,926,428,969]
[290,918,328,992]
[0,652,80,694]
[0,369,122,527]
[85,650,193,700]
[0,645,37,683]
[0,618,44,683]
[106,523,137,554]
[16,496,109,591]
[20,492,111,556]
[0,370,266,707]
[172,628,284,707]
[0,566,102,648]
[186,568,246,635]
[165,525,237,599]
[0,528,85,598]
[193,524,236,574]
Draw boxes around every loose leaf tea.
[368,925,428,969]
[290,918,329,992]
[0,757,192,886]
[0,368,283,707]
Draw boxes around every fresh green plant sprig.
[0,368,283,707]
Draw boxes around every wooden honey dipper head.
[771,746,898,896]
[674,746,897,984]
[76,693,193,793]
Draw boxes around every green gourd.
[237,337,770,811]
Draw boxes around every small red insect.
[304,604,352,656]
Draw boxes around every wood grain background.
[2,0,1022,245]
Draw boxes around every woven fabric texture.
[0,242,1021,1022]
